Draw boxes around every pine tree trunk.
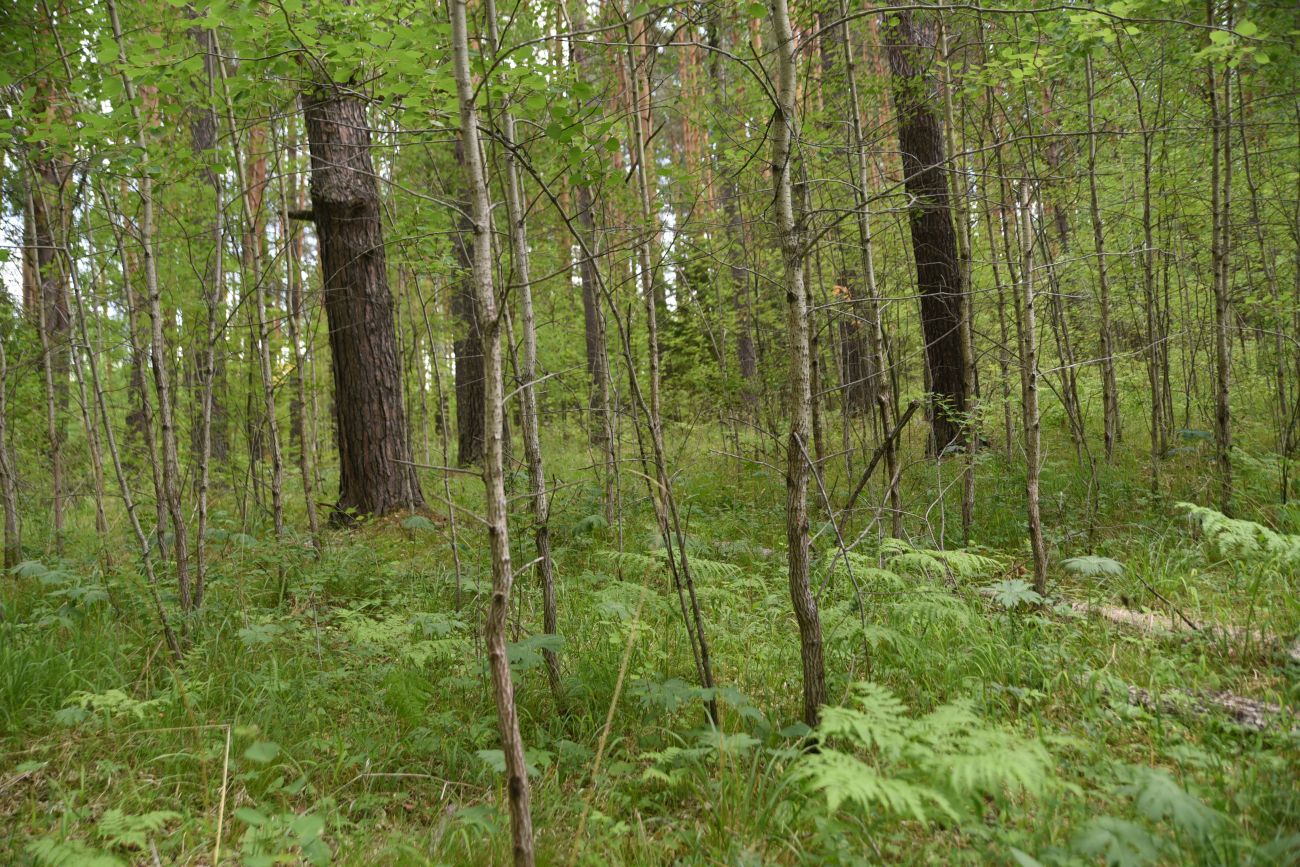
[301,85,424,519]
[451,183,486,467]
[883,3,968,454]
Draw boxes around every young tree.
[772,0,825,728]
[450,0,535,860]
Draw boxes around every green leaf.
[1072,817,1163,867]
[1061,555,1124,578]
[243,741,281,763]
[234,807,268,827]
[986,578,1044,610]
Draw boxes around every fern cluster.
[876,539,1002,582]
[1179,503,1300,566]
[792,682,1054,825]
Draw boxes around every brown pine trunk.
[451,179,486,467]
[301,86,424,519]
[884,3,968,454]
[27,156,69,553]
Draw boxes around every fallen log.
[1066,600,1300,665]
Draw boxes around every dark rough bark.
[883,5,968,452]
[575,185,605,403]
[31,161,71,401]
[836,275,872,417]
[721,181,759,407]
[449,136,487,467]
[186,27,228,464]
[451,204,486,467]
[302,86,423,519]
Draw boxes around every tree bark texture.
[883,4,968,453]
[302,86,424,519]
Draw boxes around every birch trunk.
[108,0,194,612]
[450,0,534,860]
[487,0,563,710]
[772,0,825,728]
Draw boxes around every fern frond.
[1117,767,1223,839]
[817,683,912,758]
[792,751,957,823]
[1179,503,1300,565]
[96,809,181,850]
[26,838,124,867]
[880,539,1001,581]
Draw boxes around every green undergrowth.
[2,426,1298,865]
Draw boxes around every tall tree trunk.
[450,1,535,860]
[0,310,20,569]
[78,180,182,659]
[1086,55,1120,462]
[883,3,969,453]
[27,162,69,554]
[772,0,825,729]
[301,84,424,519]
[280,120,321,544]
[108,0,194,612]
[938,18,979,540]
[570,0,618,521]
[623,10,718,721]
[487,0,563,710]
[1208,0,1233,515]
[189,19,223,606]
[451,182,486,467]
[1017,185,1048,595]
[838,0,899,535]
[1117,52,1165,490]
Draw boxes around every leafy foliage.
[986,578,1045,610]
[26,838,123,867]
[95,809,181,850]
[1061,555,1125,578]
[1179,503,1300,565]
[793,683,1054,825]
[880,539,1002,581]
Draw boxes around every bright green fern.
[792,683,1054,826]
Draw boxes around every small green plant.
[792,682,1054,825]
[986,578,1045,610]
[1061,554,1125,578]
[1180,503,1300,565]
[95,808,181,851]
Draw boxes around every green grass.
[1,417,1297,865]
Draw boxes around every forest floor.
[2,423,1298,865]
